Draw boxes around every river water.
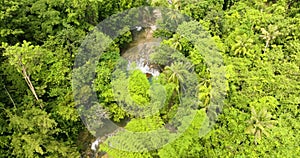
[121,26,161,77]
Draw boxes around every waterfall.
[125,42,160,77]
[122,27,161,77]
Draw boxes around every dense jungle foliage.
[0,0,299,157]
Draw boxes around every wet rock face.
[146,73,152,79]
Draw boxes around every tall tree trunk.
[4,85,16,109]
[19,62,42,108]
[263,39,270,54]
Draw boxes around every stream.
[121,24,161,77]
[88,9,163,157]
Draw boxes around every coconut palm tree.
[170,34,183,51]
[165,9,184,28]
[168,0,182,10]
[260,25,281,53]
[245,107,277,145]
[164,62,191,93]
[231,34,254,57]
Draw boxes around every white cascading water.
[126,53,160,77]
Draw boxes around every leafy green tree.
[158,109,206,158]
[2,41,43,103]
[8,106,80,157]
[128,70,151,106]
[1,40,82,157]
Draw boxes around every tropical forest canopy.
[0,0,299,157]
